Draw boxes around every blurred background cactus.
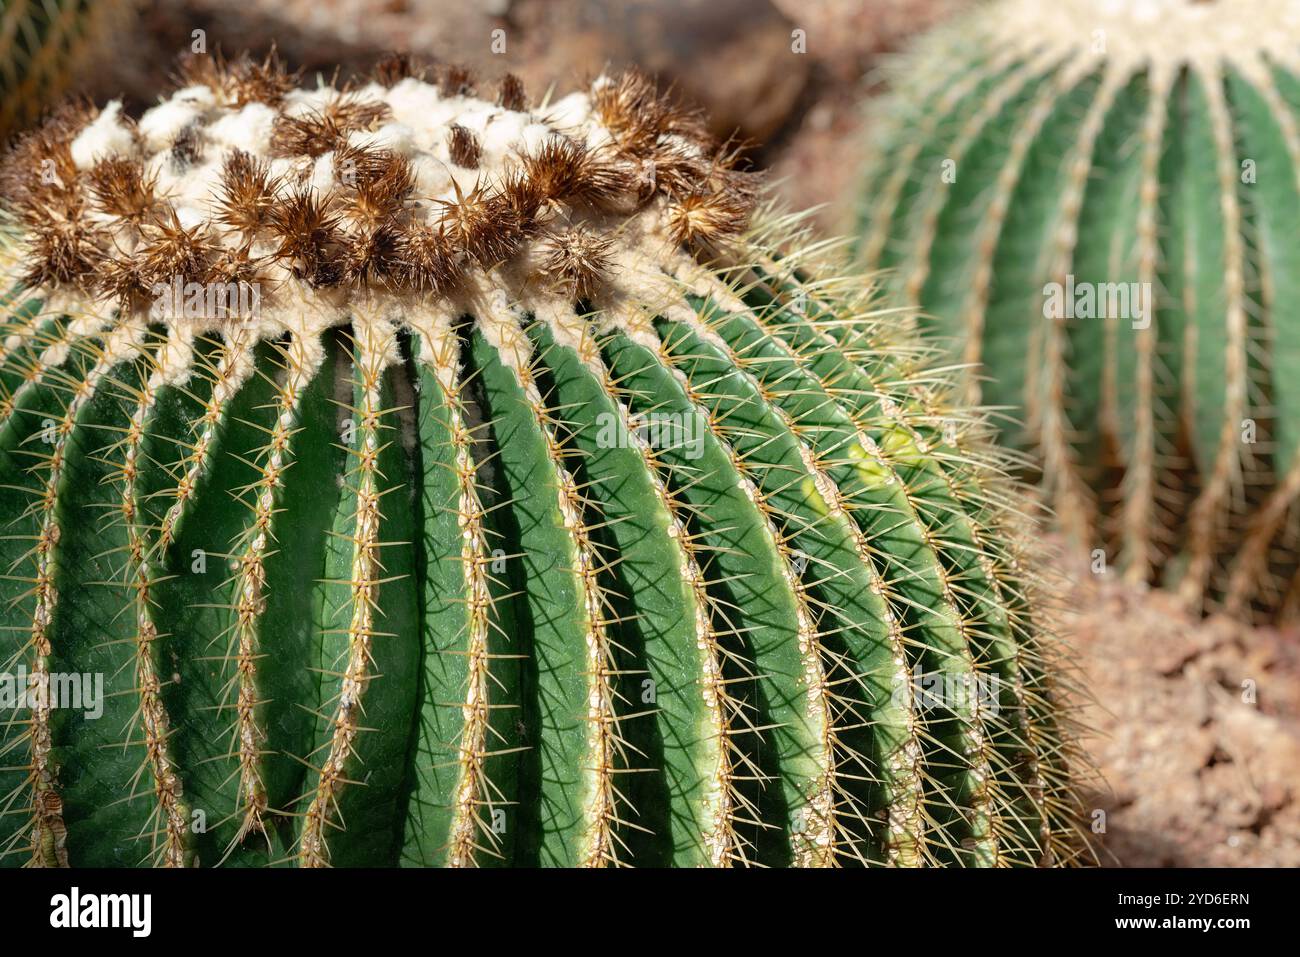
[0,0,136,140]
[855,0,1300,622]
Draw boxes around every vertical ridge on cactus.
[854,0,1300,620]
[0,57,1089,867]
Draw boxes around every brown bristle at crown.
[268,188,344,286]
[666,188,752,248]
[170,125,204,168]
[206,244,266,288]
[340,224,403,287]
[436,181,522,268]
[270,111,342,159]
[498,74,528,112]
[333,142,396,185]
[172,51,222,96]
[536,224,613,302]
[174,47,299,108]
[325,96,391,133]
[497,169,548,229]
[396,220,463,293]
[0,100,96,214]
[216,150,282,236]
[138,207,217,287]
[270,95,391,159]
[336,146,415,226]
[654,137,760,204]
[440,65,477,98]
[87,157,157,225]
[590,70,709,154]
[1,63,760,312]
[447,125,481,170]
[94,255,151,312]
[521,137,630,211]
[22,214,103,290]
[371,51,430,88]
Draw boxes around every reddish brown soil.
[1059,551,1300,867]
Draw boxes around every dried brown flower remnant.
[498,73,528,112]
[267,188,343,286]
[667,188,753,247]
[447,125,481,169]
[21,212,103,289]
[396,220,462,293]
[536,224,614,302]
[591,71,708,154]
[0,100,95,214]
[440,65,476,98]
[88,158,157,225]
[435,181,522,269]
[216,150,281,236]
[521,137,629,211]
[371,52,426,88]
[336,146,415,226]
[270,96,391,158]
[138,208,217,288]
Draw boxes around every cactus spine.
[0,55,1088,867]
[856,0,1300,618]
[0,0,134,140]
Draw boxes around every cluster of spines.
[108,338,192,868]
[854,5,1300,619]
[739,209,1089,858]
[0,311,188,867]
[217,333,317,851]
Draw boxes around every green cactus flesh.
[0,0,133,140]
[855,0,1300,618]
[0,58,1088,867]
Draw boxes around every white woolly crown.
[1,55,757,364]
[985,0,1300,71]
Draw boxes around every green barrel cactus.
[0,0,135,140]
[0,54,1088,867]
[855,0,1300,618]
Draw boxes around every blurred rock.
[508,0,808,142]
[100,0,806,145]
[771,0,970,76]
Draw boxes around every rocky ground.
[1058,551,1300,867]
[75,0,1300,867]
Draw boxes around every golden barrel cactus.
[0,54,1088,867]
